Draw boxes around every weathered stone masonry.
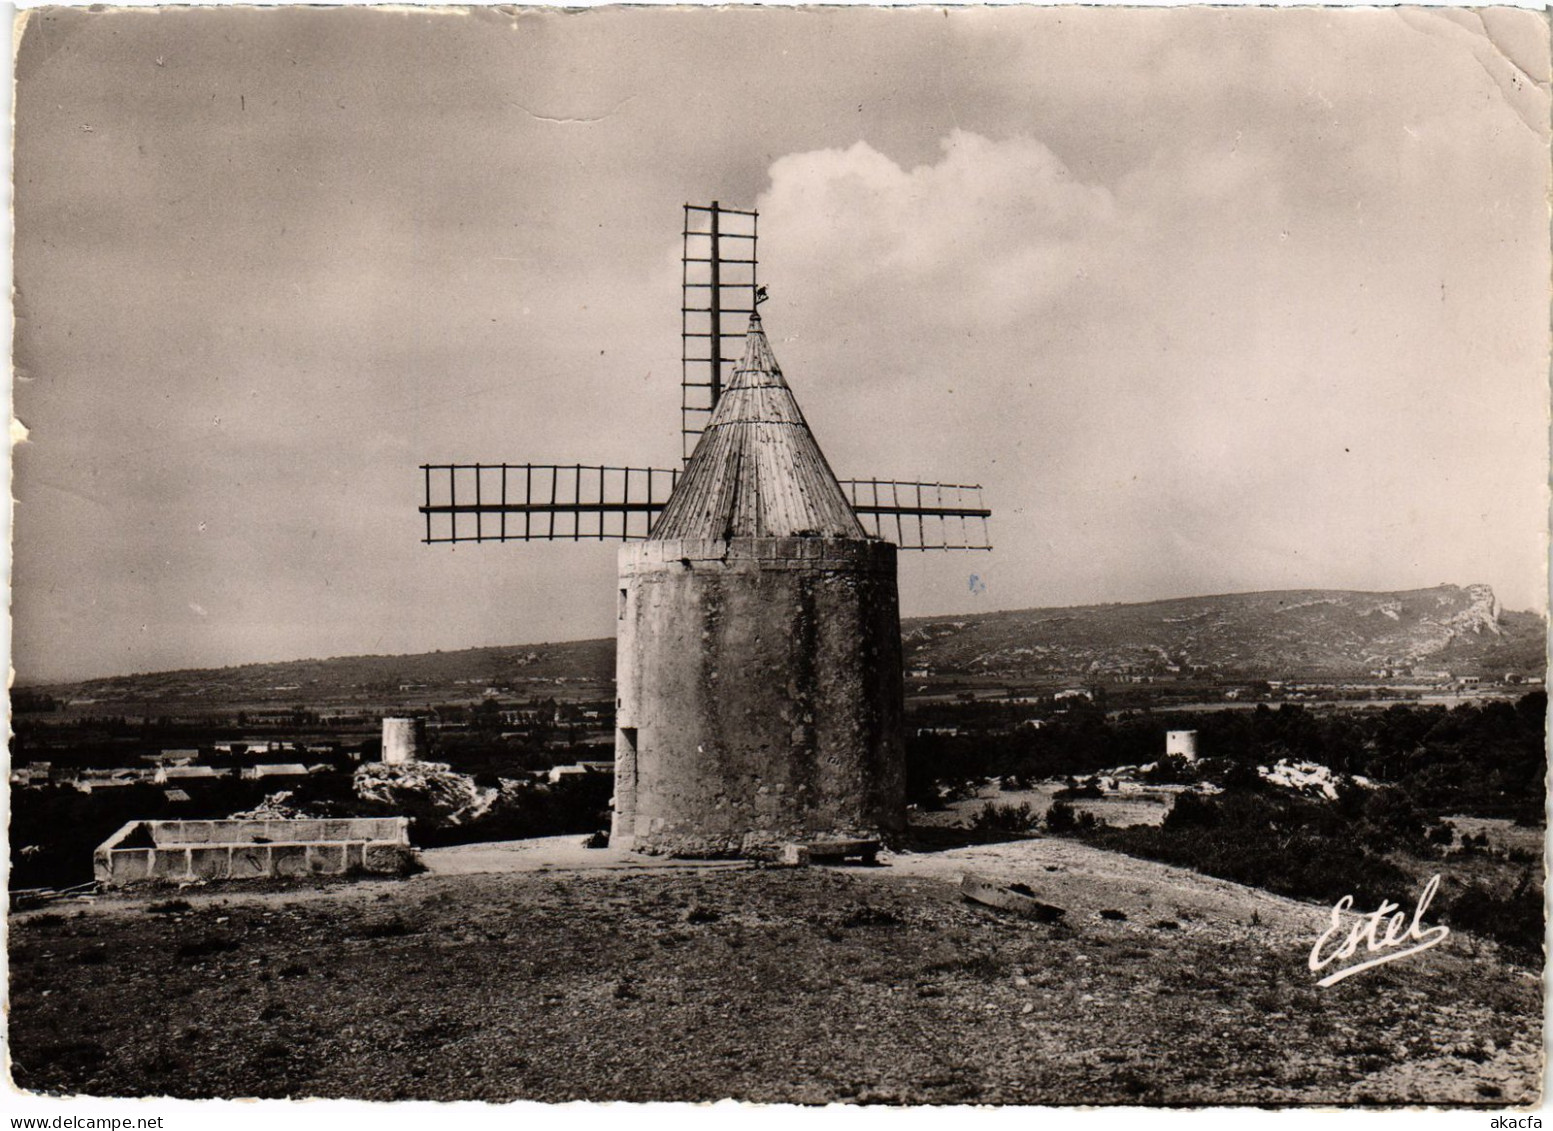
[608,312,908,858]
[613,538,905,856]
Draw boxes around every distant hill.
[23,584,1543,706]
[27,639,617,711]
[902,583,1544,681]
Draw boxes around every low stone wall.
[94,817,414,887]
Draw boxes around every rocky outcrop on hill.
[229,764,531,828]
[1258,759,1371,801]
[353,762,524,827]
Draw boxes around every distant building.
[214,740,287,755]
[72,768,147,792]
[240,763,310,780]
[152,749,200,765]
[157,765,226,783]
[547,762,612,784]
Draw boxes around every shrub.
[1044,800,1077,834]
[970,801,1039,834]
[1442,873,1544,957]
[1214,760,1267,791]
[942,779,984,804]
[1053,779,1103,800]
[1142,755,1196,785]
[1162,790,1220,830]
[1101,789,1414,908]
[1356,787,1439,854]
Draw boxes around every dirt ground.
[7,836,1543,1105]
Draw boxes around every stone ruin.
[94,817,414,886]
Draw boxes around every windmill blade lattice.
[681,202,758,462]
[420,463,678,543]
[420,202,992,552]
[841,480,992,551]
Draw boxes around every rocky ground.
[7,837,1543,1105]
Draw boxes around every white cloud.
[745,123,1546,617]
[760,131,1118,331]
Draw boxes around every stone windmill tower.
[421,203,990,857]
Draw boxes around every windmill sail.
[419,463,677,544]
[842,480,992,551]
[421,202,992,550]
[681,202,758,462]
[419,462,990,549]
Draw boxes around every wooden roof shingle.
[650,313,864,542]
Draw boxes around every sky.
[10,4,1550,684]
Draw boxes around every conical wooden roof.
[650,312,864,541]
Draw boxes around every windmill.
[420,202,991,857]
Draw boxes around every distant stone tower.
[611,313,906,856]
[1165,729,1199,762]
[381,717,426,765]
